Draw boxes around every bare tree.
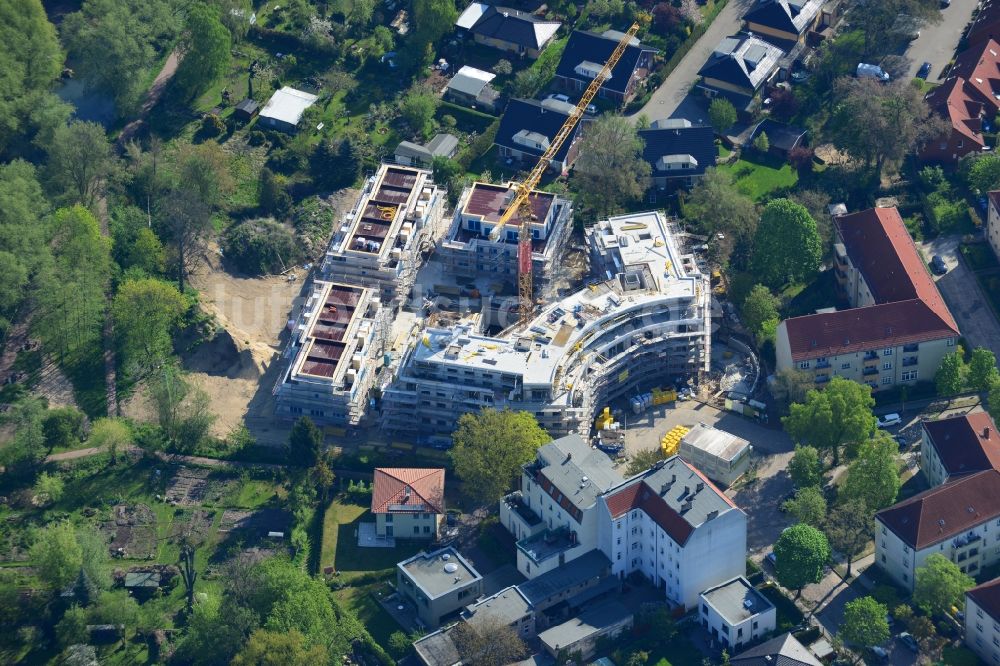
[450,617,528,666]
[572,115,651,217]
[157,189,212,293]
[179,542,197,614]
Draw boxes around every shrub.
[200,114,225,138]
[788,146,814,174]
[222,218,303,275]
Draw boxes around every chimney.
[707,510,719,520]
[683,485,691,496]
[681,500,692,513]
[566,451,573,462]
[696,482,705,493]
[985,427,991,440]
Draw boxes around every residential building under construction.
[379,210,711,439]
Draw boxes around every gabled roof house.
[554,29,658,106]
[494,98,584,174]
[456,3,561,58]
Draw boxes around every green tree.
[968,347,1000,392]
[782,486,827,527]
[935,350,968,396]
[112,277,188,378]
[149,366,215,452]
[840,596,890,647]
[410,0,458,53]
[771,369,814,413]
[841,432,900,512]
[783,377,877,465]
[90,590,139,647]
[289,417,323,467]
[683,168,758,267]
[400,90,439,138]
[752,131,770,153]
[56,605,89,647]
[0,399,47,479]
[824,500,873,577]
[913,553,974,617]
[175,3,232,100]
[157,189,216,293]
[45,120,117,208]
[751,198,823,288]
[233,629,328,665]
[789,445,823,488]
[259,168,292,217]
[626,447,665,476]
[962,153,1000,193]
[213,0,253,41]
[31,521,84,590]
[76,527,111,590]
[33,472,66,506]
[451,408,550,506]
[773,523,831,597]
[989,378,1000,425]
[42,407,86,451]
[708,98,737,134]
[0,160,49,333]
[740,284,780,341]
[572,115,652,217]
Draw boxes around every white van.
[857,63,890,82]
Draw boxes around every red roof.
[371,468,445,514]
[925,77,988,148]
[785,207,958,361]
[605,481,695,545]
[923,412,1000,478]
[950,39,1000,111]
[876,469,1000,550]
[967,0,1000,52]
[968,577,1000,621]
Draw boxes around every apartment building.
[380,210,711,439]
[988,191,1000,262]
[320,164,445,310]
[502,434,625,578]
[921,412,1000,488]
[875,469,1000,591]
[438,181,573,289]
[274,281,386,426]
[776,206,960,393]
[966,577,1000,664]
[371,468,445,540]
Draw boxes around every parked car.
[766,551,777,567]
[941,0,951,7]
[547,93,570,103]
[878,413,902,428]
[917,62,932,79]
[931,255,948,275]
[898,632,919,652]
[585,103,597,114]
[857,63,891,82]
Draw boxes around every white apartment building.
[921,411,1000,488]
[988,191,1000,261]
[875,469,1000,591]
[439,181,573,289]
[598,456,747,610]
[966,577,1000,664]
[699,577,776,653]
[380,210,711,438]
[274,281,386,426]
[776,206,960,393]
[321,164,445,310]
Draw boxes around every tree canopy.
[935,350,967,396]
[708,98,736,134]
[31,522,83,590]
[783,486,827,527]
[968,347,1000,392]
[683,169,757,268]
[740,284,780,342]
[174,3,232,101]
[841,432,900,512]
[824,499,873,577]
[751,199,823,288]
[451,409,550,506]
[572,115,652,217]
[112,277,188,380]
[773,523,831,595]
[913,553,974,617]
[789,445,824,488]
[840,596,890,647]
[783,377,877,465]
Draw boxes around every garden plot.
[165,468,235,506]
[167,508,216,546]
[104,504,158,559]
[218,508,291,535]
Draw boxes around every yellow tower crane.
[489,23,641,324]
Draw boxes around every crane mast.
[488,23,641,324]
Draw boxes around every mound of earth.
[181,328,261,380]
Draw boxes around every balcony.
[902,357,919,367]
[516,527,577,565]
[815,374,831,384]
[863,366,879,376]
[815,360,831,369]
[503,492,542,528]
[903,344,919,353]
[863,351,879,361]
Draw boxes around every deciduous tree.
[175,3,232,101]
[840,596,890,647]
[112,277,187,378]
[935,350,968,396]
[400,89,439,138]
[683,168,758,267]
[968,347,1000,392]
[626,447,665,476]
[789,445,823,488]
[774,523,830,597]
[740,284,780,342]
[708,98,736,134]
[783,377,877,465]
[914,553,974,617]
[824,500,874,577]
[841,432,900,512]
[572,115,651,217]
[962,153,1000,194]
[45,121,117,208]
[450,616,528,666]
[289,417,323,467]
[31,521,83,590]
[751,198,823,288]
[451,409,550,506]
[149,366,215,452]
[782,485,826,527]
[771,370,815,413]
[233,629,328,666]
[157,188,213,293]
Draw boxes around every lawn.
[942,646,982,665]
[780,270,839,319]
[758,584,804,632]
[320,497,421,577]
[961,242,999,272]
[617,629,704,666]
[334,582,402,649]
[717,154,798,201]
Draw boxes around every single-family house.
[258,86,318,133]
[372,467,446,539]
[731,633,823,666]
[742,0,827,47]
[455,3,561,58]
[638,119,716,189]
[699,577,776,653]
[397,547,483,628]
[775,206,960,393]
[948,38,1000,114]
[494,98,585,174]
[445,66,501,112]
[921,412,1000,487]
[747,118,807,157]
[394,134,460,168]
[554,29,658,106]
[920,76,989,163]
[697,34,785,109]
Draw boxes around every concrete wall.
[376,511,443,539]
[966,594,1000,664]
[397,568,482,629]
[920,428,951,488]
[989,196,1000,262]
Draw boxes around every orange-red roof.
[925,77,988,147]
[924,412,1000,478]
[950,38,1000,111]
[371,468,445,514]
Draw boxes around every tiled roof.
[732,633,823,666]
[698,34,784,92]
[638,123,716,178]
[949,38,1000,111]
[925,77,988,148]
[923,412,1000,478]
[876,469,1000,550]
[555,30,657,95]
[603,456,737,545]
[784,206,959,362]
[495,98,582,164]
[743,0,825,41]
[460,4,561,51]
[371,468,445,514]
[968,578,1000,621]
[967,0,1000,51]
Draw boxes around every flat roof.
[517,549,610,606]
[464,586,533,627]
[538,601,632,651]
[413,628,461,666]
[338,164,432,262]
[291,282,370,381]
[462,181,555,228]
[680,423,751,462]
[399,547,482,599]
[701,576,774,626]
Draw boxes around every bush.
[788,146,814,174]
[222,218,303,275]
[247,130,268,146]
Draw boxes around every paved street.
[629,0,754,123]
[917,235,1000,358]
[904,0,978,80]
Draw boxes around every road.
[629,0,754,123]
[904,0,978,80]
[917,235,1000,358]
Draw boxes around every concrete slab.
[358,522,396,548]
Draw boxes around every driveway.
[629,0,754,123]
[904,0,978,80]
[917,236,1000,358]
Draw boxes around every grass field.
[320,497,421,577]
[718,154,798,201]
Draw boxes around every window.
[799,361,810,369]
[903,573,908,582]
[423,525,431,533]
[902,370,918,381]
[882,377,892,385]
[882,362,892,370]
[753,622,758,630]
[702,605,708,615]
[413,526,420,535]
[980,624,986,632]
[948,338,956,346]
[883,348,893,355]
[841,362,851,369]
